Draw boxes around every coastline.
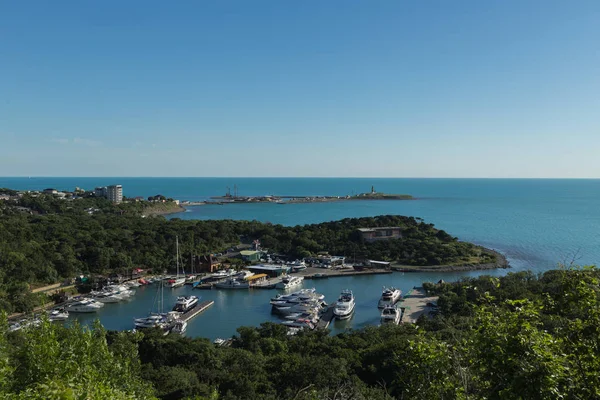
[391,248,509,273]
[142,204,186,217]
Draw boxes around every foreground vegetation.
[2,267,599,399]
[0,191,489,313]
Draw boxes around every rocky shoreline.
[391,248,510,273]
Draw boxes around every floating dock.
[180,300,214,322]
[316,304,336,329]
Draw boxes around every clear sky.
[1,1,599,178]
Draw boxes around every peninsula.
[192,186,414,205]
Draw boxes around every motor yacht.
[378,287,402,309]
[92,290,122,303]
[171,320,187,335]
[214,278,249,289]
[234,270,255,280]
[270,289,323,304]
[281,318,315,330]
[273,301,324,316]
[66,299,104,313]
[380,305,401,325]
[333,290,355,320]
[134,314,168,329]
[172,295,200,312]
[104,285,134,298]
[275,276,304,290]
[48,308,69,321]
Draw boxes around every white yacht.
[105,285,134,298]
[281,318,315,330]
[214,278,249,289]
[270,289,323,304]
[234,270,255,280]
[172,295,200,312]
[333,290,355,320]
[66,299,105,313]
[273,301,324,316]
[378,287,402,309]
[171,320,187,335]
[134,314,169,329]
[275,276,304,290]
[48,308,69,321]
[93,291,123,303]
[211,269,236,279]
[289,260,307,271]
[380,305,401,325]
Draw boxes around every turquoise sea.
[2,177,599,339]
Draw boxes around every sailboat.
[165,236,186,288]
[133,278,176,334]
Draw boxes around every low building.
[247,264,290,278]
[197,255,221,273]
[357,227,403,241]
[240,250,262,263]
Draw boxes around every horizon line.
[1,176,600,180]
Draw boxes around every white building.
[106,185,123,203]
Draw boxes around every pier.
[316,304,336,329]
[397,287,438,323]
[180,300,214,322]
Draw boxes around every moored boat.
[378,287,402,309]
[172,295,200,312]
[333,290,355,320]
[380,304,401,325]
[48,308,69,321]
[275,275,304,290]
[66,299,105,313]
[214,278,249,289]
[171,320,187,335]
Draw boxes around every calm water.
[2,177,600,339]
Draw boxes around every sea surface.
[2,177,599,339]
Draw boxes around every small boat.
[48,308,69,321]
[138,279,150,285]
[270,288,316,301]
[214,338,226,346]
[378,287,402,309]
[172,295,200,312]
[380,305,401,325]
[171,320,187,335]
[214,278,249,289]
[126,281,141,288]
[66,299,105,313]
[333,290,355,320]
[275,276,304,290]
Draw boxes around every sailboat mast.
[176,236,180,278]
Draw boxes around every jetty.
[316,304,336,329]
[180,300,214,323]
[398,287,438,323]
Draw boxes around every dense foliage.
[0,192,487,313]
[3,267,599,399]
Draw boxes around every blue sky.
[1,1,599,177]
